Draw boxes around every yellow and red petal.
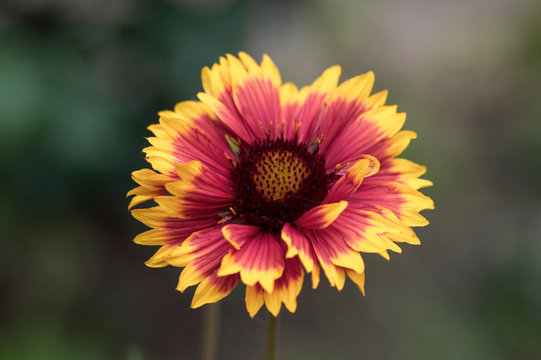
[218,227,284,293]
[283,223,365,291]
[281,223,318,273]
[296,65,342,144]
[294,201,348,229]
[131,206,217,247]
[153,110,233,175]
[306,71,410,170]
[128,100,237,210]
[127,168,172,209]
[156,161,235,219]
[349,182,434,228]
[130,168,171,188]
[142,103,234,179]
[310,228,365,289]
[327,207,402,260]
[322,105,406,169]
[279,82,300,139]
[244,256,304,317]
[222,223,259,250]
[365,130,418,162]
[231,53,283,140]
[370,158,433,190]
[324,156,380,203]
[317,71,375,151]
[171,226,233,290]
[150,225,240,308]
[265,257,304,315]
[199,53,283,143]
[191,272,240,309]
[127,185,163,210]
[173,100,235,159]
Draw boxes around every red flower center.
[231,138,330,230]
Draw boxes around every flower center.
[253,150,309,202]
[231,138,330,230]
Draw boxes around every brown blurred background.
[1,0,541,359]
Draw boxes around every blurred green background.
[1,0,541,359]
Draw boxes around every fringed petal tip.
[244,256,304,317]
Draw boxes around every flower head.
[129,53,434,317]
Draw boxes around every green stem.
[266,313,278,360]
[201,303,220,360]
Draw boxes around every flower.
[129,53,434,317]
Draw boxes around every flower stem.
[265,313,278,360]
[201,303,220,360]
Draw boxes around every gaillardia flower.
[129,53,433,317]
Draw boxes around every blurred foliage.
[1,0,541,359]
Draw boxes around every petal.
[363,89,388,109]
[127,169,172,209]
[191,272,240,308]
[218,228,285,293]
[199,53,284,143]
[170,127,233,177]
[365,130,417,162]
[245,284,265,318]
[294,201,348,229]
[198,92,257,144]
[131,206,217,247]
[143,103,234,178]
[130,168,171,188]
[166,226,240,308]
[244,257,304,318]
[346,269,365,295]
[350,182,434,227]
[327,208,396,259]
[246,53,282,87]
[368,158,433,190]
[281,223,317,273]
[130,101,235,210]
[127,186,163,210]
[310,228,365,290]
[201,56,230,99]
[333,71,375,103]
[322,105,406,169]
[233,53,282,139]
[311,262,321,289]
[279,82,300,139]
[317,72,375,152]
[296,65,342,144]
[156,161,235,219]
[324,156,380,203]
[283,224,364,290]
[144,245,174,268]
[306,71,408,169]
[201,56,240,108]
[222,223,259,250]
[172,226,232,290]
[263,256,304,316]
[173,101,234,159]
[157,107,234,175]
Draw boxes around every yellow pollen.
[253,150,310,201]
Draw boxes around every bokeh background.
[2,0,541,359]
